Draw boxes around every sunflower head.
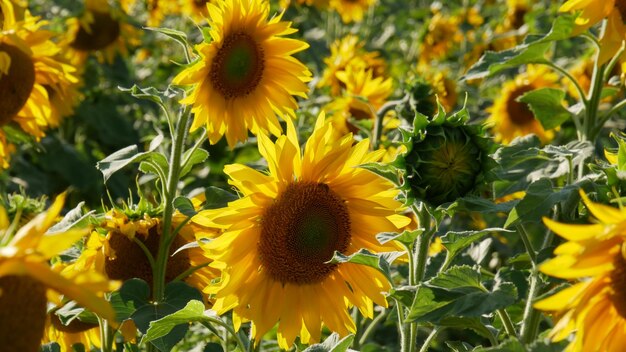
[173,0,311,148]
[400,105,494,207]
[487,64,558,144]
[196,115,409,348]
[0,193,116,351]
[534,191,626,351]
[418,12,463,64]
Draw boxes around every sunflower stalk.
[152,106,192,303]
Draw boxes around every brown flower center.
[259,182,351,285]
[610,249,626,318]
[506,85,535,126]
[0,43,35,125]
[70,10,121,52]
[194,0,209,8]
[104,226,191,288]
[616,0,626,21]
[209,32,265,99]
[50,310,99,333]
[0,275,47,352]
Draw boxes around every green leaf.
[406,265,518,323]
[47,201,94,234]
[463,14,576,80]
[143,300,206,344]
[389,285,417,307]
[438,317,496,343]
[446,197,518,214]
[519,88,570,130]
[328,249,405,282]
[132,282,203,351]
[204,186,238,209]
[143,27,190,53]
[173,196,197,217]
[303,333,355,352]
[119,279,151,310]
[118,85,175,107]
[96,135,164,182]
[376,229,423,245]
[473,338,525,352]
[441,228,511,260]
[180,148,209,177]
[504,178,590,227]
[359,162,402,186]
[445,341,474,352]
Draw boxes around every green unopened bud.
[401,103,494,207]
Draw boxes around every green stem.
[496,309,517,338]
[152,107,192,302]
[585,63,606,140]
[543,62,588,108]
[358,308,388,346]
[516,224,536,265]
[202,317,248,352]
[99,316,115,352]
[396,299,411,352]
[520,270,541,344]
[596,99,626,132]
[418,327,442,352]
[603,42,625,83]
[372,99,405,150]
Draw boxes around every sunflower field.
[2,0,626,351]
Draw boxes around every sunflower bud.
[401,105,494,206]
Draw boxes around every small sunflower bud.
[401,105,493,206]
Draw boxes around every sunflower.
[533,192,626,351]
[179,0,212,23]
[173,0,311,148]
[503,0,530,30]
[329,0,375,23]
[61,0,139,66]
[0,193,116,352]
[325,65,393,135]
[194,115,410,349]
[415,64,458,113]
[486,64,558,144]
[560,0,626,64]
[418,12,463,64]
[319,34,387,96]
[0,0,78,168]
[67,204,217,300]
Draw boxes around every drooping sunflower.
[534,192,626,351]
[487,64,558,144]
[61,0,139,66]
[319,34,387,96]
[328,0,375,23]
[67,204,217,300]
[0,193,116,352]
[0,0,79,168]
[194,115,410,349]
[173,0,311,148]
[325,65,393,135]
[418,12,463,64]
[560,0,626,64]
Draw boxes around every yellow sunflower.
[0,193,116,352]
[324,65,393,136]
[61,0,139,66]
[503,0,530,30]
[194,115,410,349]
[560,0,626,64]
[0,0,78,168]
[415,64,458,113]
[173,0,311,148]
[179,0,212,23]
[67,205,217,300]
[122,0,181,27]
[319,34,387,96]
[487,64,558,144]
[418,12,463,64]
[534,192,626,351]
[328,0,375,24]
